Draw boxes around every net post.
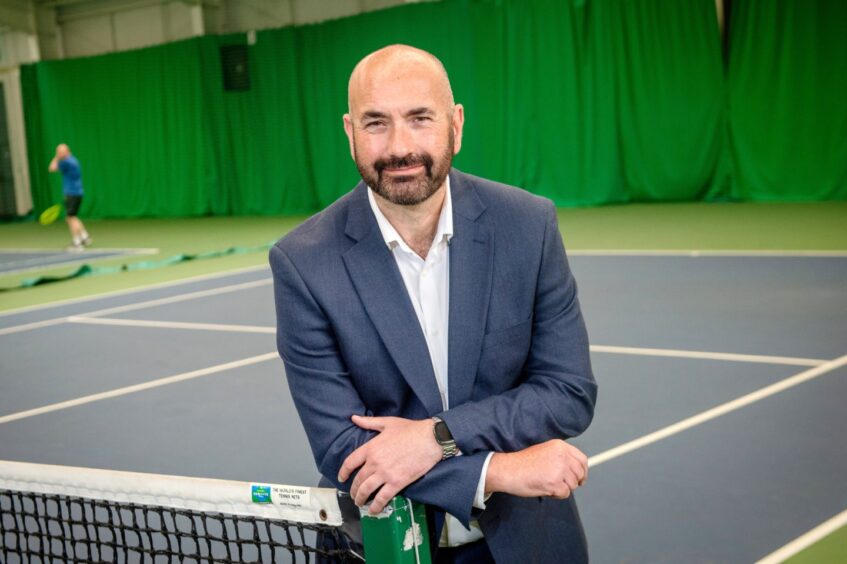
[360,496,432,564]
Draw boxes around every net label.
[251,484,272,504]
[271,485,311,508]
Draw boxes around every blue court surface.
[1,254,845,562]
[0,248,158,276]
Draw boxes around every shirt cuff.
[472,452,495,510]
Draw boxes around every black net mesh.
[0,489,362,563]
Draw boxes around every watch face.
[434,421,453,442]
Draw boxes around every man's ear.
[451,104,465,155]
[343,114,356,161]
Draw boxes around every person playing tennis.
[48,143,91,251]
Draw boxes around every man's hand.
[485,439,588,499]
[338,415,443,514]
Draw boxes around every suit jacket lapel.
[448,171,493,407]
[341,184,443,415]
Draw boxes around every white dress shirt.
[367,179,492,547]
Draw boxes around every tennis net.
[0,459,363,563]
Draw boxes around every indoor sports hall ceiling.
[2,0,434,61]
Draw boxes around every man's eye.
[412,116,431,123]
[365,121,386,130]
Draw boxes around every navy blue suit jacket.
[270,169,597,562]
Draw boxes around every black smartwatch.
[432,417,458,460]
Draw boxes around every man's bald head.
[342,44,464,208]
[347,45,454,115]
[56,144,71,159]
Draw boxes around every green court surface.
[786,524,847,563]
[1,201,845,313]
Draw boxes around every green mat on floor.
[1,242,275,292]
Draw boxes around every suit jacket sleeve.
[439,201,597,454]
[270,244,487,527]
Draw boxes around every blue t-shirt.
[58,155,83,196]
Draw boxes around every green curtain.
[596,0,726,201]
[19,0,846,219]
[728,0,847,200]
[23,39,217,217]
[199,31,321,215]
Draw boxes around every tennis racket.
[38,204,62,226]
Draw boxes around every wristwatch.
[432,417,459,460]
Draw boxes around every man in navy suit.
[270,44,597,563]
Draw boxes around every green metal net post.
[360,496,432,563]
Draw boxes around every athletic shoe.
[66,244,84,253]
[82,236,93,246]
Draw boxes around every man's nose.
[387,122,414,156]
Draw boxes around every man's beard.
[355,129,454,206]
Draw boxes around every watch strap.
[432,417,458,460]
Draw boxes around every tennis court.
[2,0,846,561]
[2,245,845,562]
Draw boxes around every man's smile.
[384,164,425,175]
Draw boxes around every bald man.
[49,144,91,251]
[271,45,596,563]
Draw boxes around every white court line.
[67,316,275,334]
[8,301,826,368]
[756,508,847,564]
[0,247,159,254]
[0,318,69,337]
[0,352,279,426]
[588,354,847,468]
[70,278,272,319]
[567,249,847,257]
[0,264,269,318]
[0,278,271,337]
[591,345,826,367]
[0,248,161,276]
[29,314,829,367]
[3,248,844,318]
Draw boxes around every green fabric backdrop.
[20,0,846,219]
[728,0,847,201]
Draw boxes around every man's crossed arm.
[270,201,595,521]
[338,414,589,515]
[336,203,594,513]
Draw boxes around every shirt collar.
[367,176,454,252]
